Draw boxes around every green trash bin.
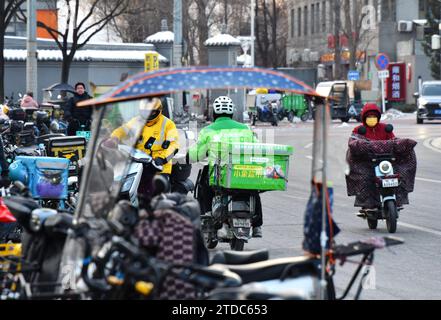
[208,142,294,191]
[281,94,308,122]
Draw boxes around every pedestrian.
[20,91,39,109]
[64,82,93,136]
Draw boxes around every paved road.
[199,114,441,300]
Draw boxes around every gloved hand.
[102,137,119,149]
[154,157,166,166]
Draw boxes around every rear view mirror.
[357,126,367,135]
[413,92,419,98]
[185,130,195,140]
[144,137,156,150]
[385,124,394,133]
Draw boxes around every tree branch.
[77,0,128,40]
[36,20,64,51]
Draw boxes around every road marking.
[398,222,441,237]
[423,138,441,154]
[306,155,313,160]
[304,143,313,149]
[415,177,441,184]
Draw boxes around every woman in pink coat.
[20,91,39,109]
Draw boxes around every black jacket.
[64,92,93,124]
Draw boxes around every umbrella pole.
[320,99,329,300]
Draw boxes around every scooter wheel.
[367,218,378,230]
[230,238,245,251]
[385,200,397,233]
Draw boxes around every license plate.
[435,109,441,115]
[382,178,399,188]
[232,218,251,228]
[76,130,91,141]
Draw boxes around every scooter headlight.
[379,161,392,175]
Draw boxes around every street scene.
[0,0,441,304]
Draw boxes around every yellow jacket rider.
[111,97,179,174]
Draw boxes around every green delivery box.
[208,143,294,191]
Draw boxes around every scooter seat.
[37,133,65,144]
[14,146,40,156]
[209,256,318,285]
[211,249,269,265]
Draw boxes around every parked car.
[414,81,441,124]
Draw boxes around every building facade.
[286,0,434,104]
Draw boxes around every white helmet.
[213,96,234,115]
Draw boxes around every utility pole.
[173,0,183,112]
[250,0,255,67]
[26,0,38,101]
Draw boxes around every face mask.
[140,110,150,119]
[366,117,378,127]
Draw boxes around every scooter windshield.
[76,98,153,221]
[58,99,153,292]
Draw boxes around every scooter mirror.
[185,130,195,140]
[357,126,367,135]
[162,140,170,149]
[385,124,394,133]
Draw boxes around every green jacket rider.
[189,96,263,238]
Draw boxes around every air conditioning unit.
[302,49,311,62]
[310,51,320,62]
[398,21,413,33]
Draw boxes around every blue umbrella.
[78,66,322,107]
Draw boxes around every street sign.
[347,70,360,81]
[144,52,159,72]
[378,70,390,79]
[375,53,390,71]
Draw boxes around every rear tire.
[341,117,350,123]
[385,200,398,233]
[300,112,309,122]
[230,238,245,251]
[416,117,423,124]
[252,116,256,126]
[288,111,295,122]
[367,218,378,230]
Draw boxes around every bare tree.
[332,0,343,79]
[0,0,26,101]
[342,0,376,71]
[331,0,377,79]
[98,0,170,43]
[37,0,130,83]
[255,0,287,68]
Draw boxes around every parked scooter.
[1,182,73,298]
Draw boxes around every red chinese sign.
[386,63,406,101]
